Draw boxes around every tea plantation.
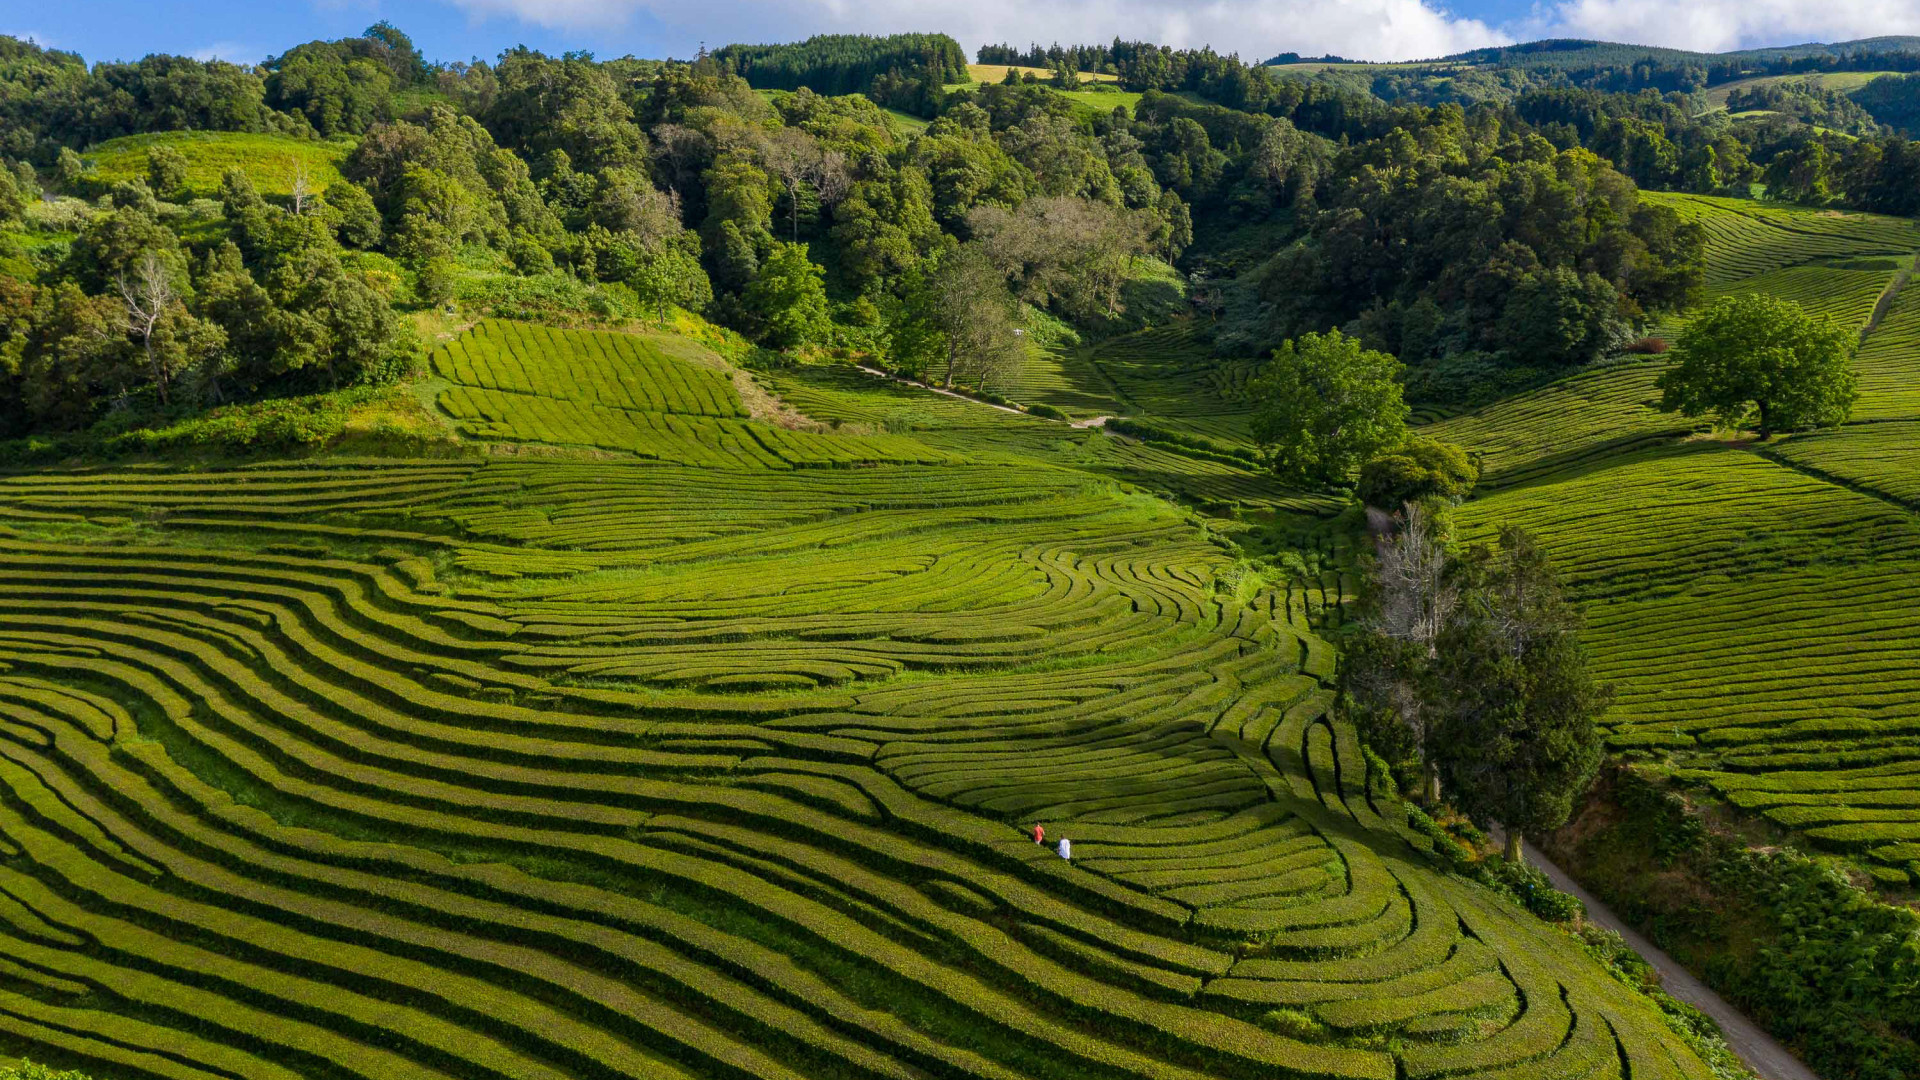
[1449,195,1920,885]
[0,319,1720,1077]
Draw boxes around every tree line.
[0,23,1903,445]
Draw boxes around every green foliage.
[265,41,396,137]
[1249,331,1408,488]
[743,242,831,349]
[1725,78,1883,136]
[1240,136,1702,380]
[1356,439,1479,510]
[0,173,20,227]
[484,49,646,173]
[322,181,383,249]
[831,166,943,288]
[714,33,969,96]
[145,143,188,198]
[416,256,456,306]
[0,40,288,159]
[1432,528,1609,846]
[627,237,713,327]
[1852,73,1920,135]
[1657,292,1858,437]
[1480,859,1584,921]
[1548,767,1920,1080]
[0,1063,94,1080]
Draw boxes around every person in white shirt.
[1056,837,1071,861]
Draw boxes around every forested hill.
[711,33,970,95]
[1437,35,1920,75]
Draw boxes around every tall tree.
[117,252,182,405]
[1657,293,1857,439]
[742,242,830,349]
[892,245,1025,390]
[1248,330,1409,488]
[146,145,188,200]
[1430,529,1609,863]
[1342,501,1457,802]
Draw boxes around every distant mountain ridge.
[1267,36,1920,70]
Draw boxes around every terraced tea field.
[1084,324,1261,447]
[1641,192,1920,286]
[0,319,1717,1077]
[1854,268,1920,421]
[433,320,963,468]
[1448,193,1920,884]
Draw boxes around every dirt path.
[1070,415,1114,429]
[854,366,1034,417]
[1515,835,1821,1080]
[1861,251,1919,340]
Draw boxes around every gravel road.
[1518,835,1821,1080]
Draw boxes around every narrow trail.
[853,366,1039,418]
[1509,833,1822,1080]
[1860,250,1919,341]
[1751,442,1920,516]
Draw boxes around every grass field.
[1701,70,1908,111]
[1446,191,1920,884]
[945,68,1144,118]
[965,64,1122,85]
[0,304,1727,1077]
[77,131,355,200]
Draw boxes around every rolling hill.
[0,313,1730,1080]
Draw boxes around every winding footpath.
[1518,836,1822,1080]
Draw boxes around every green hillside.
[0,317,1724,1079]
[1443,193,1920,884]
[76,131,353,200]
[10,19,1920,1080]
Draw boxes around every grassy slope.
[944,69,1145,119]
[0,307,1723,1078]
[966,64,1121,84]
[1701,70,1908,111]
[78,130,354,199]
[1446,192,1920,886]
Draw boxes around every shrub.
[1355,438,1478,510]
[1482,860,1585,922]
[1,1064,95,1080]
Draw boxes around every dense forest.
[2,23,1919,448]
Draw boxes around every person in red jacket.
[1033,824,1045,845]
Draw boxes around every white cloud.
[442,0,1510,63]
[1531,0,1920,53]
[436,0,1920,63]
[192,40,260,62]
[5,30,53,47]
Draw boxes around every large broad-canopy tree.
[1357,438,1480,510]
[1248,330,1409,489]
[1657,292,1858,439]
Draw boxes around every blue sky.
[10,0,1920,67]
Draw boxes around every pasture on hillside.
[0,313,1724,1079]
[76,131,354,200]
